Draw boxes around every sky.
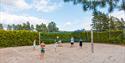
[0,0,125,31]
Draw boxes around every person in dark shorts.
[40,42,45,63]
[70,37,74,47]
[79,38,83,48]
[40,42,45,53]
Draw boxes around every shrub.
[0,30,38,47]
[40,31,125,45]
[0,30,124,47]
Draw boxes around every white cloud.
[65,22,71,25]
[0,12,49,25]
[0,0,63,12]
[32,0,63,12]
[58,20,91,31]
[109,11,125,20]
[0,0,31,10]
[58,21,73,31]
[15,0,31,9]
[83,22,91,30]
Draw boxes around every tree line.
[0,21,59,32]
[0,13,124,32]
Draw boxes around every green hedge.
[40,31,125,45]
[0,30,38,47]
[0,30,124,47]
[93,30,125,44]
[40,32,91,43]
[40,32,72,44]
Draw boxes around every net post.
[91,29,94,53]
[39,32,41,45]
[123,24,125,41]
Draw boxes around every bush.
[0,30,124,47]
[40,32,91,43]
[40,32,72,44]
[0,30,38,47]
[93,30,124,44]
[40,31,125,45]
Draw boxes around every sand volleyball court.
[0,43,125,63]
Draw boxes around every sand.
[0,43,125,63]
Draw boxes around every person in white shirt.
[33,40,36,50]
[58,40,63,47]
[70,37,74,47]
[54,42,58,52]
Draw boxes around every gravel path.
[0,43,125,63]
